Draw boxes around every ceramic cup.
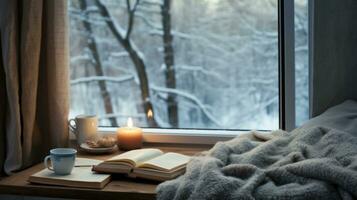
[44,148,77,175]
[69,115,98,144]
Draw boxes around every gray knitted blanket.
[157,127,357,200]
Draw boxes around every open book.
[92,149,190,181]
[29,158,111,189]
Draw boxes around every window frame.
[92,0,303,144]
[279,0,295,131]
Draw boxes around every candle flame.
[147,109,153,118]
[127,117,133,127]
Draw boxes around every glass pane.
[295,0,309,126]
[68,0,279,130]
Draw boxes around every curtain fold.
[0,0,69,174]
[0,33,6,175]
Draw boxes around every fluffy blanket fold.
[157,127,357,200]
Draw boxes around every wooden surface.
[0,143,210,200]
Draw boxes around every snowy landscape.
[68,0,308,130]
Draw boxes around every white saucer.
[80,143,118,154]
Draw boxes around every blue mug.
[44,148,77,175]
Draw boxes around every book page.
[106,148,163,166]
[75,157,102,166]
[137,152,190,172]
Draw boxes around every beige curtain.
[0,0,69,174]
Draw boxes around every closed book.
[29,158,111,189]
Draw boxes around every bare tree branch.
[126,0,131,13]
[126,0,140,39]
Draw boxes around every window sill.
[97,127,267,145]
[0,143,210,200]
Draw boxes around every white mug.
[44,148,77,175]
[69,115,98,144]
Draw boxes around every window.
[68,0,309,134]
[294,0,309,126]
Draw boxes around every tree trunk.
[79,0,118,126]
[95,0,158,127]
[161,0,178,127]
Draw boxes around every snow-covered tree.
[68,0,309,130]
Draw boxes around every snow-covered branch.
[70,75,134,86]
[135,12,162,30]
[142,0,162,6]
[149,30,193,40]
[70,54,91,64]
[110,52,129,58]
[175,65,228,84]
[69,11,111,26]
[150,85,222,127]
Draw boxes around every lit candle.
[117,118,143,151]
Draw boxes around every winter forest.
[69,0,308,130]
